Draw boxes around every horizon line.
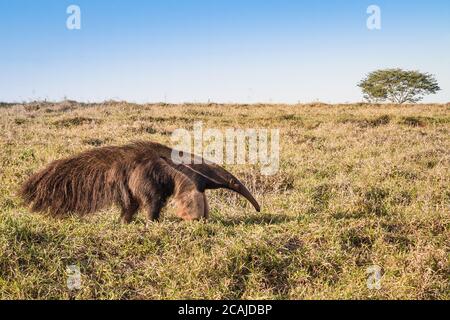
[1,99,449,106]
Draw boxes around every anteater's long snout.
[228,179,261,212]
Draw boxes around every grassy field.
[0,101,449,299]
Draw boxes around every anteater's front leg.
[128,162,170,224]
[146,193,167,222]
[120,199,140,224]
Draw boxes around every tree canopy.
[358,69,440,104]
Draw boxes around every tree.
[358,69,440,104]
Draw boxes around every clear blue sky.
[1,0,449,103]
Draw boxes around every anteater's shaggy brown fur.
[20,141,260,222]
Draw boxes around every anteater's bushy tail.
[20,151,119,216]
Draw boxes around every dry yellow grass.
[0,101,449,299]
